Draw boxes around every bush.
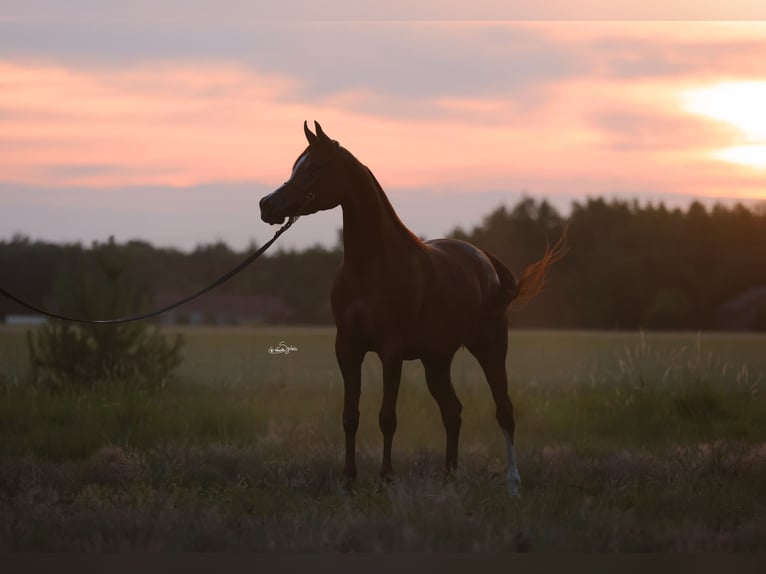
[27,238,183,390]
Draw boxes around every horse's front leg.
[336,334,365,490]
[378,344,403,480]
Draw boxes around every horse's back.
[423,238,514,316]
[331,237,514,356]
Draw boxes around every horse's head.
[260,121,347,225]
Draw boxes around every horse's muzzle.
[259,191,287,225]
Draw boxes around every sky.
[1,2,766,251]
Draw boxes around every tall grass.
[0,327,764,551]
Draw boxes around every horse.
[259,121,567,496]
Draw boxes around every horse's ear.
[314,121,332,144]
[304,120,317,145]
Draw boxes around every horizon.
[2,6,766,251]
[2,189,760,254]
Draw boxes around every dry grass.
[1,440,764,551]
[0,327,765,551]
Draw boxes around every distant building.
[715,287,766,331]
[153,293,292,326]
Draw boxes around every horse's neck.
[341,163,421,267]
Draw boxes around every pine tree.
[27,237,183,390]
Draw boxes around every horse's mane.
[344,147,422,244]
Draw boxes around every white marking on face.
[290,151,310,180]
[503,430,521,497]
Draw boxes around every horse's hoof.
[342,476,356,496]
[443,465,457,480]
[379,466,395,483]
[379,472,394,484]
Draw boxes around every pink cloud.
[1,39,765,204]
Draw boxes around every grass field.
[1,326,765,551]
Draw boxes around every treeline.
[2,196,766,330]
[0,235,342,326]
[451,197,766,330]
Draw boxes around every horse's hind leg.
[466,316,521,497]
[422,352,462,473]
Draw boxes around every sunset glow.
[2,13,766,249]
[683,81,766,171]
[712,146,766,170]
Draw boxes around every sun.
[682,81,766,170]
[713,145,766,170]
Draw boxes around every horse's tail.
[485,225,569,310]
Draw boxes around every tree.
[27,238,184,390]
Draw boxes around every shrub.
[27,238,183,390]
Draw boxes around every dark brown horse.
[260,122,567,496]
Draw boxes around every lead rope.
[0,204,307,325]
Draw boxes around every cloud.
[587,109,739,152]
[4,1,765,22]
[1,53,763,197]
[0,61,310,186]
[2,20,766,249]
[539,22,766,80]
[0,21,583,107]
[3,20,765,116]
[42,163,124,179]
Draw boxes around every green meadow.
[1,326,764,551]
